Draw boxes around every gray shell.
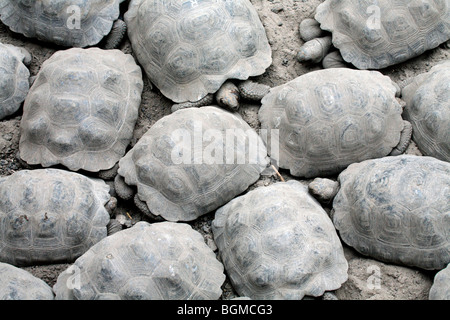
[333,155,450,270]
[259,68,404,178]
[315,0,450,69]
[0,42,30,120]
[124,0,272,103]
[0,0,123,47]
[0,262,54,300]
[118,106,269,222]
[0,169,111,267]
[53,221,225,300]
[429,263,450,300]
[402,61,450,162]
[212,180,348,299]
[19,48,143,172]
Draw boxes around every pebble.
[271,4,284,14]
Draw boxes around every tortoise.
[297,0,450,69]
[0,168,116,267]
[0,42,31,120]
[0,0,127,49]
[429,263,450,300]
[402,61,450,162]
[0,262,54,300]
[258,68,411,178]
[124,0,272,111]
[212,180,348,300]
[19,47,143,173]
[309,155,450,270]
[115,106,269,222]
[53,221,225,300]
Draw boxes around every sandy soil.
[1,0,448,299]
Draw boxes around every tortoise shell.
[0,169,111,267]
[212,180,348,299]
[0,0,123,47]
[19,47,143,172]
[0,262,54,300]
[315,0,450,69]
[429,263,450,300]
[259,68,404,178]
[333,155,450,270]
[0,42,30,120]
[53,221,225,300]
[117,106,269,221]
[402,61,450,162]
[124,0,272,103]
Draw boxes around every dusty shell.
[53,221,225,300]
[333,155,450,270]
[0,0,123,47]
[315,0,450,69]
[0,169,111,266]
[0,42,30,120]
[124,0,272,103]
[19,48,143,172]
[402,61,450,162]
[259,68,404,178]
[117,106,269,222]
[429,263,450,300]
[213,180,348,299]
[0,262,54,300]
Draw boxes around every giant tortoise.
[124,0,272,110]
[0,42,31,120]
[297,0,450,69]
[259,68,411,178]
[402,61,450,162]
[115,106,269,221]
[309,155,450,270]
[212,180,348,299]
[0,0,127,48]
[0,262,54,300]
[429,263,450,300]
[53,221,225,300]
[19,47,143,173]
[0,169,114,266]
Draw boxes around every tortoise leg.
[322,292,339,300]
[297,36,332,64]
[114,174,135,200]
[171,94,214,113]
[390,120,413,156]
[216,81,240,111]
[322,51,349,69]
[238,80,270,102]
[107,218,122,235]
[103,19,127,49]
[98,163,119,180]
[105,197,118,216]
[17,47,32,66]
[299,18,326,42]
[134,194,164,221]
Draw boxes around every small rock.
[271,4,284,13]
[2,133,12,141]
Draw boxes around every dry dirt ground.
[0,0,448,300]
